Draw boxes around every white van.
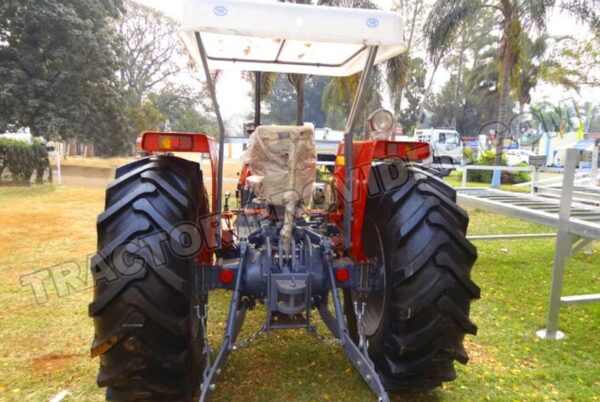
[414,128,463,164]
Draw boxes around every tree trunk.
[451,27,467,130]
[496,51,512,165]
[395,0,421,111]
[495,5,519,166]
[416,57,441,126]
[295,75,305,126]
[287,73,305,126]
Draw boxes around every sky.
[136,0,599,128]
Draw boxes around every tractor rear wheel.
[89,155,208,401]
[348,161,480,391]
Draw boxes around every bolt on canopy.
[179,0,406,76]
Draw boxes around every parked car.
[505,149,537,166]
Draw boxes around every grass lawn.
[51,155,243,179]
[0,185,599,401]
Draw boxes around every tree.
[427,70,507,137]
[287,74,306,125]
[124,100,164,142]
[397,58,426,134]
[425,0,600,164]
[317,0,383,134]
[321,75,354,129]
[386,0,427,114]
[512,34,581,113]
[561,39,600,87]
[118,0,184,105]
[0,0,128,155]
[279,0,312,125]
[148,84,216,133]
[427,28,510,138]
[244,0,382,128]
[263,75,328,126]
[444,11,497,128]
[303,76,329,127]
[321,67,383,132]
[117,2,215,142]
[425,11,501,136]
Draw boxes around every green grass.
[0,186,599,401]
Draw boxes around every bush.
[31,139,52,184]
[506,162,531,184]
[467,150,501,183]
[0,138,51,184]
[463,148,477,165]
[467,151,531,185]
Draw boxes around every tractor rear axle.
[196,222,389,402]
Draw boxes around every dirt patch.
[30,353,80,373]
[53,157,243,191]
[464,339,495,364]
[0,211,71,259]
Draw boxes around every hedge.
[0,138,52,184]
[465,150,531,185]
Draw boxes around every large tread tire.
[90,155,208,401]
[351,161,480,391]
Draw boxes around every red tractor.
[89,1,479,401]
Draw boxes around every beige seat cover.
[242,125,317,248]
[243,124,316,207]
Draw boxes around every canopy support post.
[195,32,226,250]
[254,72,261,126]
[342,46,379,252]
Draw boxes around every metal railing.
[456,147,600,341]
[459,160,599,192]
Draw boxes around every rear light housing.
[139,132,211,153]
[373,140,431,161]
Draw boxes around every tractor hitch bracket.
[323,247,390,402]
[198,241,249,401]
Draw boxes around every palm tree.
[240,0,311,127]
[287,74,306,125]
[282,0,311,125]
[447,10,497,129]
[318,0,386,133]
[386,0,426,115]
[512,34,581,114]
[425,0,599,164]
[246,71,306,126]
[321,68,383,131]
[251,0,392,127]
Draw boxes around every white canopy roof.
[179,0,406,77]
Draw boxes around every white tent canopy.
[179,0,406,77]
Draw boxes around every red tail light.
[335,268,350,283]
[218,269,235,285]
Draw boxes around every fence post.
[591,145,598,187]
[537,148,579,340]
[531,166,540,194]
[56,143,62,186]
[491,168,501,187]
[461,166,467,187]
